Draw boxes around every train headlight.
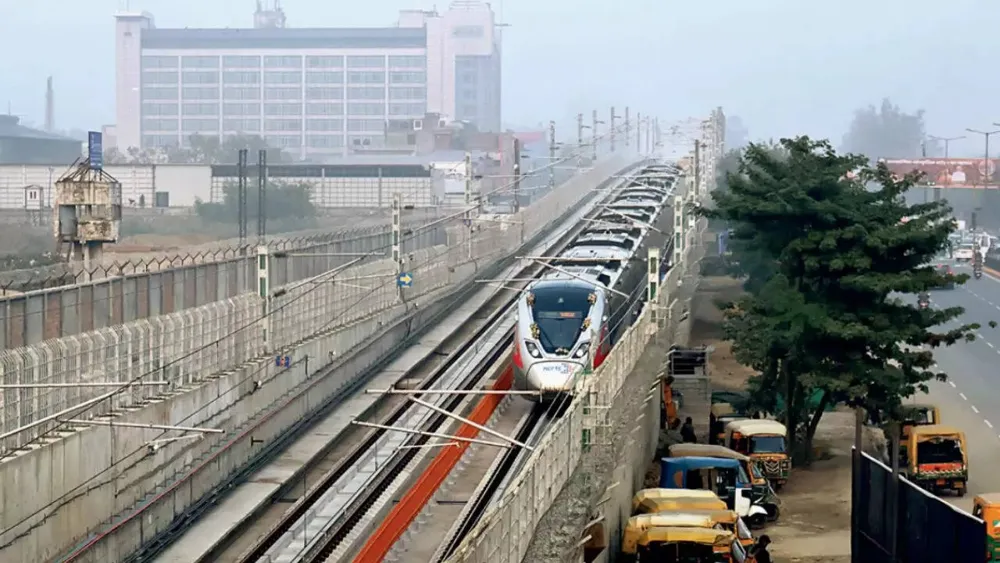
[525,341,543,359]
[573,342,590,359]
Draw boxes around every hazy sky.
[1,0,997,154]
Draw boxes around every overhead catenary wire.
[0,122,635,544]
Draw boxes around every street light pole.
[548,120,557,189]
[610,106,617,152]
[928,134,965,202]
[969,128,1000,218]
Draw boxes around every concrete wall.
[0,152,644,563]
[0,221,445,350]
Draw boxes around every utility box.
[154,191,169,208]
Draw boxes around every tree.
[705,136,980,464]
[193,180,316,224]
[841,98,940,160]
[105,134,291,165]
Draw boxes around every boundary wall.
[0,220,444,350]
[0,153,646,563]
[446,184,710,563]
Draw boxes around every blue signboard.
[275,355,291,368]
[397,272,413,287]
[88,131,103,170]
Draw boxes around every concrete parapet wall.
[0,221,445,351]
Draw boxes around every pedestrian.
[680,416,697,443]
[750,534,772,563]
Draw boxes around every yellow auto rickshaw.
[725,419,790,488]
[668,443,781,521]
[631,488,727,516]
[899,403,941,439]
[905,424,968,496]
[973,493,1000,560]
[710,403,746,445]
[622,510,755,557]
[634,526,748,562]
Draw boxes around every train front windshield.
[532,286,593,353]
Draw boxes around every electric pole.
[636,113,642,153]
[610,106,617,152]
[591,109,599,162]
[257,149,267,244]
[464,152,473,259]
[624,107,630,149]
[548,120,556,189]
[928,134,965,202]
[577,113,585,169]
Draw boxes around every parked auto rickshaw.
[634,526,749,562]
[669,443,781,521]
[622,510,755,557]
[710,403,747,445]
[659,456,770,527]
[632,489,728,516]
[899,403,941,439]
[725,419,790,488]
[973,493,1000,560]
[905,424,968,496]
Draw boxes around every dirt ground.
[688,276,852,563]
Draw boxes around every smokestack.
[44,77,54,132]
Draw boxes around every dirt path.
[691,276,853,563]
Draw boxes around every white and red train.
[513,164,681,401]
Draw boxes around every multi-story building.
[113,1,501,160]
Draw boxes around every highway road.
[916,264,1000,511]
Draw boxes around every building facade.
[114,2,500,160]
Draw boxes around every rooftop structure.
[114,2,501,160]
[0,115,82,165]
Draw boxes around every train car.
[513,165,681,401]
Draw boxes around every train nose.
[527,361,586,392]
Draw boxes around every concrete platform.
[157,196,598,563]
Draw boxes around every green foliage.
[194,180,317,224]
[703,136,979,464]
[105,134,291,165]
[841,98,940,160]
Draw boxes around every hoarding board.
[881,158,1000,188]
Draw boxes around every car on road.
[934,263,956,289]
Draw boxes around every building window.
[182,71,220,84]
[460,72,477,85]
[347,86,385,100]
[388,55,425,69]
[142,71,179,85]
[224,102,261,115]
[142,87,179,101]
[182,118,219,131]
[306,103,344,116]
[389,102,426,117]
[264,55,302,68]
[264,134,301,148]
[264,119,302,132]
[347,55,386,69]
[347,102,385,116]
[347,119,384,132]
[182,86,220,100]
[306,135,344,149]
[306,55,344,68]
[141,118,178,131]
[264,102,302,116]
[223,87,261,100]
[460,88,477,101]
[264,71,302,85]
[264,87,301,101]
[305,87,344,100]
[305,71,344,85]
[223,55,261,68]
[452,25,484,38]
[347,71,386,85]
[223,71,260,84]
[182,102,219,116]
[389,87,425,100]
[389,71,426,85]
[142,134,179,147]
[306,118,344,132]
[142,102,179,116]
[182,56,220,69]
[348,135,381,148]
[142,56,178,69]
[223,118,261,131]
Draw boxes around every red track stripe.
[352,364,514,563]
